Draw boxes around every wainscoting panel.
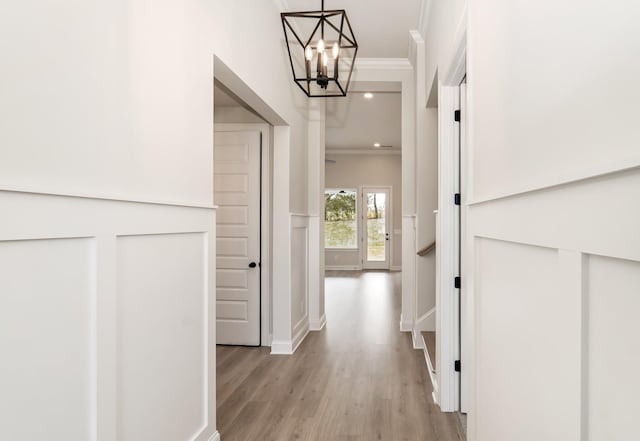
[0,237,95,441]
[474,238,580,441]
[0,190,216,441]
[116,233,207,441]
[291,214,310,351]
[586,254,640,440]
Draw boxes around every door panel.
[362,188,390,270]
[215,130,261,346]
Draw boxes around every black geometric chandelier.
[281,0,358,98]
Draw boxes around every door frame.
[214,123,272,347]
[436,13,468,413]
[361,186,392,270]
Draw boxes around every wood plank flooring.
[216,271,466,441]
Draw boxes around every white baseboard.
[419,332,439,395]
[309,313,327,331]
[400,313,413,332]
[209,431,221,441]
[270,340,294,355]
[271,321,310,355]
[325,265,362,271]
[414,307,436,332]
[292,320,310,352]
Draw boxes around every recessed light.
[364,92,374,99]
[373,142,381,147]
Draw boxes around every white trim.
[270,340,294,355]
[0,185,216,210]
[409,30,424,45]
[400,313,413,332]
[325,148,401,156]
[270,320,309,355]
[412,328,424,349]
[309,313,327,331]
[292,318,310,351]
[390,265,402,272]
[209,431,221,441]
[436,12,467,414]
[468,162,640,206]
[421,333,439,396]
[436,84,461,413]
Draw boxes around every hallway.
[216,271,465,440]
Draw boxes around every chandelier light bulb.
[305,46,313,61]
[317,39,325,53]
[332,42,339,59]
[322,51,328,67]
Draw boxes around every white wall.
[467,2,640,439]
[414,107,438,328]
[0,0,313,438]
[324,153,403,270]
[412,30,439,333]
[421,0,640,439]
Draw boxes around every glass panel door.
[363,188,390,269]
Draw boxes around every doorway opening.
[213,78,273,348]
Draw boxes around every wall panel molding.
[0,190,218,441]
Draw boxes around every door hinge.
[454,109,461,122]
[454,360,461,372]
[454,193,461,205]
[454,276,461,289]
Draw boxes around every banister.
[417,241,436,256]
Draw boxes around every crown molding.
[354,58,413,71]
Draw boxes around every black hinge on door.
[454,110,461,122]
[454,360,461,372]
[454,276,461,289]
[454,193,461,205]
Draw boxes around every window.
[324,189,357,249]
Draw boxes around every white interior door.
[362,187,390,270]
[214,130,261,346]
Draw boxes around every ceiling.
[283,0,422,58]
[325,88,401,152]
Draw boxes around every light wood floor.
[216,271,466,441]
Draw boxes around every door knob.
[248,262,257,268]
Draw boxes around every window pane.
[324,189,357,248]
